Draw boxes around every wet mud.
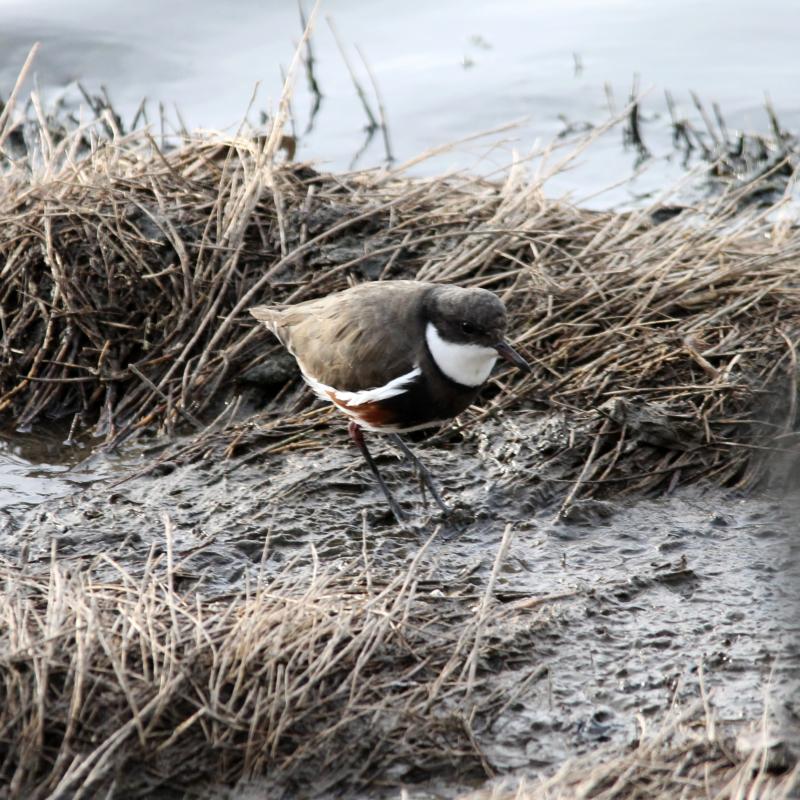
[3,415,798,795]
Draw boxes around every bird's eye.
[461,321,477,335]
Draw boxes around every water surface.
[1,0,799,204]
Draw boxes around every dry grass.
[2,63,799,800]
[0,522,547,798]
[464,701,799,800]
[1,106,798,505]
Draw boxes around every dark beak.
[494,340,531,373]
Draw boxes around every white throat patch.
[425,322,497,387]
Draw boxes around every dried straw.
[0,91,798,504]
[462,699,799,800]
[0,526,544,797]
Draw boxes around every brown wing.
[250,281,432,391]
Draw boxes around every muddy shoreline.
[3,417,799,796]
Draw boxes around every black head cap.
[426,285,531,372]
[426,285,507,346]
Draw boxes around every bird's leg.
[349,421,406,523]
[390,434,450,516]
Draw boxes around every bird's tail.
[249,306,283,338]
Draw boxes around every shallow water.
[2,0,800,206]
[0,430,95,512]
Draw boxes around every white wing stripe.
[299,364,421,406]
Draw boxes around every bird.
[250,280,530,522]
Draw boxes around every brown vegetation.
[1,111,798,506]
[1,60,798,799]
[0,524,549,797]
[463,701,799,800]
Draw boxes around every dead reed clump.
[461,700,799,800]
[0,528,548,798]
[1,97,798,503]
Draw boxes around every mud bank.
[2,419,799,797]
